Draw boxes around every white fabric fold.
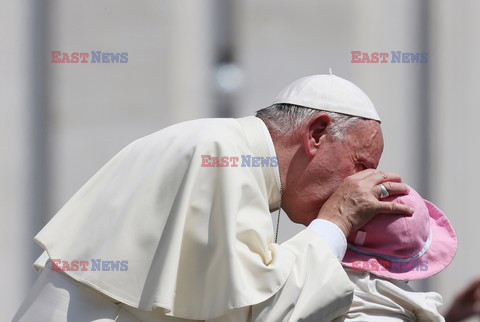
[333,269,445,321]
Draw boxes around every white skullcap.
[272,74,381,122]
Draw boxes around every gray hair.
[256,104,362,140]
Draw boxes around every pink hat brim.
[341,200,457,281]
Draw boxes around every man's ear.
[302,113,332,157]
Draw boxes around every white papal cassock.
[14,116,354,321]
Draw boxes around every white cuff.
[308,219,347,261]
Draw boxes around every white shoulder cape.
[35,116,297,320]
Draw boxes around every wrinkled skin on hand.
[317,169,413,236]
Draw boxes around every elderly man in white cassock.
[13,74,413,322]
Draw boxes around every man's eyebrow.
[358,157,377,170]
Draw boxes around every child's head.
[341,184,457,281]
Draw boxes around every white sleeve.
[250,229,354,322]
[308,219,347,261]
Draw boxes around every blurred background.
[2,0,479,320]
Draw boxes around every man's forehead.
[355,119,382,142]
[350,121,384,166]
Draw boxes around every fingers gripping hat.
[272,73,381,121]
[341,185,457,281]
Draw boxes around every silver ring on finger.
[378,183,389,199]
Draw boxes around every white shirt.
[333,269,445,321]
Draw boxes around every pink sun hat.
[341,185,457,281]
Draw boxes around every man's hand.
[317,169,414,237]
